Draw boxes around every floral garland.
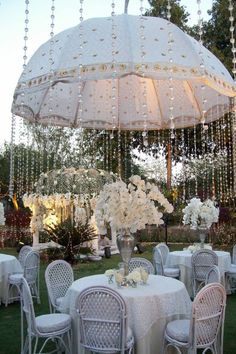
[95,175,173,234]
[182,197,219,230]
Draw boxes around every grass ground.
[0,245,235,354]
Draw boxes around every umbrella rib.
[152,80,164,126]
[183,80,202,118]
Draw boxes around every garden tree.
[146,0,190,31]
[0,144,10,195]
[192,0,236,74]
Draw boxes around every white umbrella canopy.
[12,14,236,130]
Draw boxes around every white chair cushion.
[164,267,180,277]
[55,296,64,307]
[36,313,71,333]
[9,273,24,284]
[227,264,236,274]
[166,319,190,343]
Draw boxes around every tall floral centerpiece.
[182,198,219,247]
[95,175,173,275]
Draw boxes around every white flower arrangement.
[105,269,115,277]
[126,270,142,283]
[182,197,219,230]
[95,175,173,234]
[0,202,5,226]
[186,243,212,253]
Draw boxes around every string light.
[167,0,175,139]
[111,0,117,134]
[139,0,148,146]
[78,0,84,129]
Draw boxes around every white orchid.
[95,175,173,234]
[183,197,219,230]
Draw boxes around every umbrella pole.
[124,0,129,14]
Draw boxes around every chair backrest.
[192,249,218,281]
[45,260,74,310]
[155,243,169,265]
[189,283,226,349]
[232,244,236,264]
[76,286,128,353]
[24,250,40,285]
[205,265,221,284]
[21,277,38,335]
[129,257,154,274]
[18,245,32,267]
[153,248,164,275]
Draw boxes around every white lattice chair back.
[18,245,32,267]
[205,265,221,284]
[129,257,154,274]
[24,251,39,284]
[76,285,134,353]
[232,244,236,264]
[190,283,226,349]
[192,249,218,282]
[155,243,169,264]
[45,260,74,312]
[153,248,164,275]
[21,277,38,335]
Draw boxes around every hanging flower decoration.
[182,197,219,230]
[95,175,173,234]
[23,168,118,236]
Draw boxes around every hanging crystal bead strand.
[228,0,236,195]
[167,0,175,141]
[77,0,84,168]
[139,0,148,147]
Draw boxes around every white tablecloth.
[60,274,192,354]
[166,250,231,296]
[0,253,23,304]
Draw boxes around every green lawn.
[0,245,235,354]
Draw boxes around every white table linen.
[166,250,231,296]
[0,253,23,304]
[59,274,192,354]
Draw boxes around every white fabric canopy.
[12,14,236,130]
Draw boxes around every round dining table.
[0,253,23,304]
[59,274,192,354]
[166,250,231,296]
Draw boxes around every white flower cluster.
[186,243,212,253]
[0,202,5,226]
[95,175,173,234]
[126,270,142,283]
[182,197,219,230]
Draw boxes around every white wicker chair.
[155,243,169,264]
[76,285,134,354]
[45,260,74,313]
[18,245,32,268]
[225,244,236,292]
[205,265,221,284]
[5,250,40,306]
[20,277,72,354]
[192,249,218,297]
[129,257,154,274]
[164,283,226,354]
[153,248,179,278]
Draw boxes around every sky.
[0,0,213,146]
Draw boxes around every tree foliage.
[146,0,190,31]
[191,0,236,75]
